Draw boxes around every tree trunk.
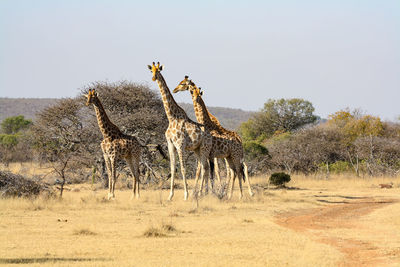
[355,155,359,177]
[347,150,360,177]
[59,171,65,198]
[325,162,330,179]
[91,166,96,185]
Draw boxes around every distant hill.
[179,103,254,130]
[0,98,254,130]
[0,98,55,122]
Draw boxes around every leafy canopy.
[240,98,317,142]
[1,115,32,134]
[328,109,384,143]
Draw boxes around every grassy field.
[1,170,400,266]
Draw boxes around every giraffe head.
[173,76,200,95]
[147,62,164,81]
[173,75,191,93]
[85,89,98,106]
[192,86,203,100]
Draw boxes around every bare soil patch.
[276,197,398,266]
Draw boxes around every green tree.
[243,141,269,160]
[328,109,383,143]
[327,109,385,176]
[239,98,317,142]
[0,116,33,165]
[0,134,19,147]
[1,115,32,134]
[262,98,317,132]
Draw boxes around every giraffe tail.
[155,144,168,160]
[142,144,168,160]
[209,159,215,182]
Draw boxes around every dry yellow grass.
[1,173,399,266]
[0,162,53,178]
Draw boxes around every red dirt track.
[276,198,397,266]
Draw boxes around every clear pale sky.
[0,0,399,120]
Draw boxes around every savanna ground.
[1,163,400,266]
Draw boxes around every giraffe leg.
[167,139,177,201]
[176,149,188,200]
[224,159,232,197]
[192,160,201,196]
[126,156,140,199]
[209,158,221,193]
[243,162,254,197]
[103,154,113,200]
[226,157,236,200]
[204,162,209,195]
[133,156,140,199]
[109,156,117,200]
[225,158,230,180]
[214,158,221,186]
[228,171,236,200]
[198,155,210,198]
[236,162,244,200]
[224,158,233,190]
[202,158,211,195]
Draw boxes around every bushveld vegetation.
[0,81,399,195]
[269,172,291,187]
[240,103,400,177]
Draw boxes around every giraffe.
[173,77,254,199]
[85,89,141,200]
[173,76,236,188]
[147,62,213,200]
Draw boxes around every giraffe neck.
[192,94,216,130]
[192,92,243,142]
[92,99,121,139]
[155,72,187,122]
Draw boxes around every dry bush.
[0,171,53,198]
[143,227,166,238]
[73,228,97,236]
[143,222,177,238]
[161,223,177,233]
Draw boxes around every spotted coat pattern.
[174,77,254,199]
[148,62,212,200]
[86,89,141,200]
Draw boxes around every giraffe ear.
[147,65,152,70]
[159,65,164,71]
